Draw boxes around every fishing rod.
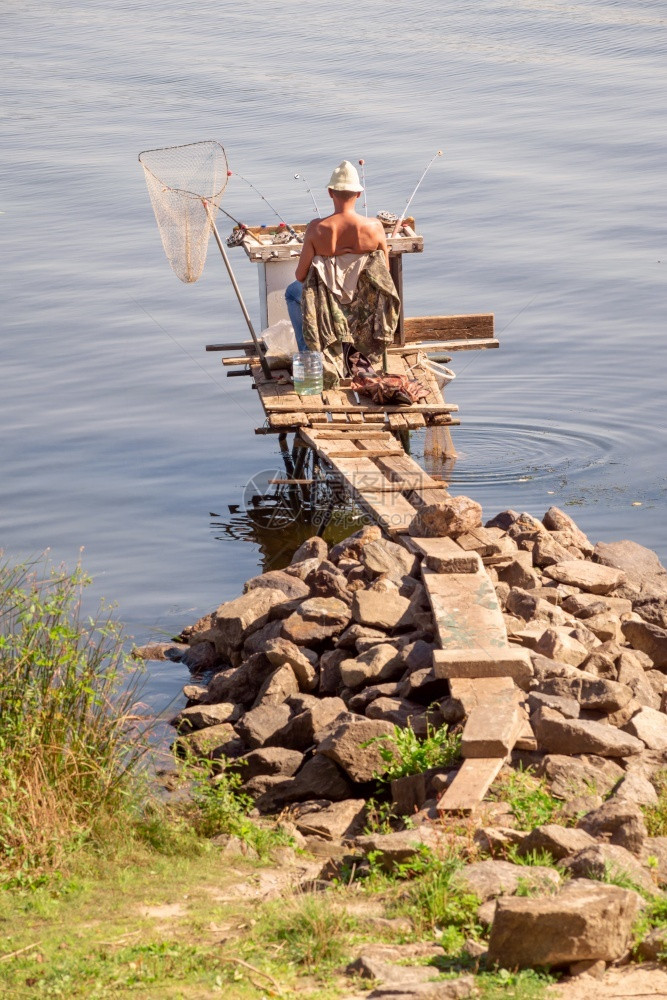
[230,170,302,241]
[391,149,443,236]
[358,159,367,216]
[215,189,264,246]
[294,173,321,217]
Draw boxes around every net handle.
[203,201,273,380]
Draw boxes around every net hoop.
[138,140,229,283]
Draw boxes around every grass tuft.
[489,766,561,830]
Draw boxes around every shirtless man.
[285,160,390,348]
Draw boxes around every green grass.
[642,769,667,836]
[476,968,557,999]
[253,894,359,975]
[489,767,561,831]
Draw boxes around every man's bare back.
[295,190,389,282]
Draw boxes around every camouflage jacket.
[301,249,400,389]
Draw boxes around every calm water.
[2,0,666,718]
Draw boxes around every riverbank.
[5,498,667,998]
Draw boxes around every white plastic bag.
[260,319,299,370]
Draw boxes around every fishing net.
[138,140,229,283]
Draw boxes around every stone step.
[434,647,533,691]
[437,757,505,814]
[422,569,507,651]
[461,688,523,759]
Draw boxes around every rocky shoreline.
[136,500,667,992]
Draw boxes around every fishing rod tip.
[358,159,365,165]
[294,174,300,179]
[437,150,443,156]
[227,170,233,176]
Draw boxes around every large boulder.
[535,754,624,799]
[624,706,667,750]
[622,619,667,669]
[268,696,348,751]
[235,702,292,751]
[316,717,395,782]
[289,798,367,841]
[531,706,644,757]
[577,798,647,854]
[560,844,655,893]
[264,637,317,692]
[360,538,419,580]
[456,859,560,902]
[352,590,412,630]
[408,496,483,538]
[244,570,310,601]
[206,652,276,707]
[339,643,403,689]
[487,881,641,968]
[544,561,626,595]
[207,588,289,658]
[594,539,667,596]
[517,825,596,861]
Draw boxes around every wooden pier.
[206,220,525,817]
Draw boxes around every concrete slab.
[422,569,507,651]
[409,536,481,574]
[434,647,533,691]
[461,689,522,759]
[448,676,515,715]
[437,757,505,814]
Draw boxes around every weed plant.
[0,555,146,883]
[370,722,462,782]
[255,893,358,973]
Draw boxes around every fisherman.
[285,160,400,387]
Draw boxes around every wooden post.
[389,254,405,346]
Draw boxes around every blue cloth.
[285,279,307,351]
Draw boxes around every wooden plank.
[391,338,499,353]
[404,315,494,343]
[265,402,458,414]
[437,757,505,815]
[409,537,480,574]
[206,340,257,352]
[327,448,405,459]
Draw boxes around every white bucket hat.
[327,160,363,193]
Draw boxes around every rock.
[613,771,659,806]
[532,706,644,757]
[398,667,444,704]
[577,798,647,854]
[244,569,311,601]
[456,859,561,902]
[636,927,667,962]
[264,637,317,692]
[506,587,566,624]
[306,567,352,605]
[560,844,655,892]
[336,623,386,651]
[518,825,596,861]
[528,691,580,719]
[497,555,540,591]
[329,525,382,563]
[236,746,303,781]
[241,618,284,658]
[487,881,641,968]
[352,590,412,630]
[534,627,590,667]
[408,495,483,539]
[354,826,442,870]
[543,507,593,552]
[339,643,403,689]
[174,722,237,760]
[132,641,189,661]
[361,538,419,580]
[634,594,667,630]
[366,697,434,732]
[281,613,345,646]
[348,682,402,713]
[317,717,395,782]
[182,683,208,702]
[568,959,606,979]
[578,677,634,713]
[624,706,667,750]
[594,539,667,595]
[210,588,289,658]
[206,653,276,707]
[252,664,299,707]
[235,702,292,750]
[473,827,526,856]
[536,754,624,799]
[486,509,519,531]
[318,648,347,695]
[533,535,579,568]
[291,536,328,564]
[290,798,367,841]
[283,557,321,582]
[544,560,626,595]
[269,696,348,751]
[170,702,237,731]
[253,755,354,811]
[621,619,667,668]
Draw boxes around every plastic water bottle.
[292,351,323,396]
